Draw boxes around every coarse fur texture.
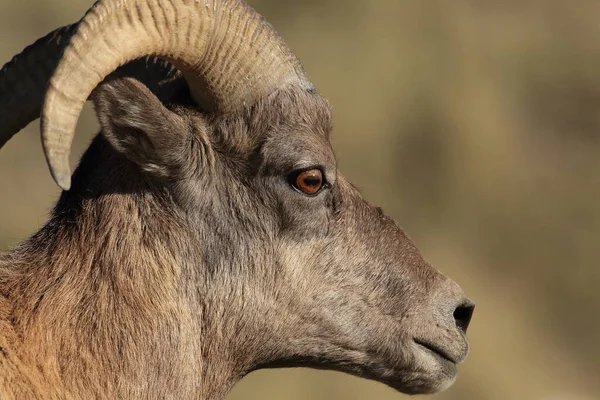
[0,0,474,398]
[0,81,472,399]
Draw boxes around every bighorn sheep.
[0,0,474,398]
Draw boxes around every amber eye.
[291,169,324,196]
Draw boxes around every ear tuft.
[93,77,188,178]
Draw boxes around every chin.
[383,367,457,395]
[371,348,459,395]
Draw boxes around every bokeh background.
[1,1,599,399]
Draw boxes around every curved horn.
[0,25,76,149]
[0,25,186,151]
[42,0,312,190]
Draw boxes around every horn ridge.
[41,0,311,190]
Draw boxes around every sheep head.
[0,0,473,395]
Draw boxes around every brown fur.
[0,79,473,399]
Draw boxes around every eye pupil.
[304,177,319,186]
[293,169,324,195]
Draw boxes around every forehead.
[258,89,335,171]
[261,130,335,173]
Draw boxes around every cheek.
[277,198,331,240]
[277,240,326,283]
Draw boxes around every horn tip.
[54,173,72,191]
[48,161,72,191]
[56,176,71,191]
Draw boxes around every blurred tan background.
[1,1,599,399]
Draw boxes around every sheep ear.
[93,77,188,178]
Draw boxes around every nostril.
[453,301,475,334]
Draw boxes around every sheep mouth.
[413,339,458,364]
